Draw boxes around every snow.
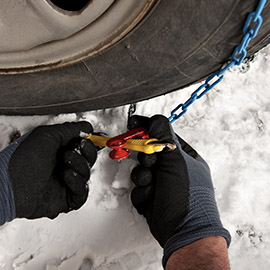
[0,44,270,270]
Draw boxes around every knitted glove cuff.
[162,186,231,267]
[0,141,19,225]
[0,135,28,225]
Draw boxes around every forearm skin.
[166,236,230,270]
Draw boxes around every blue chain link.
[169,0,267,124]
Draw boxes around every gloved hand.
[0,121,97,225]
[128,115,231,266]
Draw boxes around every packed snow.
[0,44,269,270]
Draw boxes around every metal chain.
[231,53,258,73]
[168,0,267,124]
[128,103,137,119]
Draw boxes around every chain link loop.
[169,0,267,124]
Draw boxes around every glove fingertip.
[63,167,88,188]
[75,121,94,135]
[151,114,170,123]
[64,149,91,179]
[79,139,97,168]
[63,167,89,209]
[137,152,157,167]
[127,115,150,130]
[131,185,153,213]
[148,115,174,142]
[131,165,152,186]
[44,121,94,147]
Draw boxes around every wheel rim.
[0,0,156,74]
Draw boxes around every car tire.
[0,0,269,115]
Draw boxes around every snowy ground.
[0,44,269,270]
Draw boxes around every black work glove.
[0,121,97,224]
[128,115,231,266]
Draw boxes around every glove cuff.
[162,186,231,267]
[162,225,231,267]
[0,135,28,225]
[0,142,19,225]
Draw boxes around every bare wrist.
[166,236,230,270]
